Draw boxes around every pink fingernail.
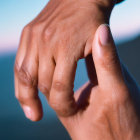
[99,24,112,46]
[23,105,32,119]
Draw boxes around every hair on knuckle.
[38,83,50,95]
[18,66,37,88]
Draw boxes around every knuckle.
[20,25,31,40]
[31,23,40,37]
[17,94,32,103]
[16,88,38,103]
[38,83,50,95]
[22,24,30,35]
[52,81,68,92]
[43,27,54,42]
[18,65,37,88]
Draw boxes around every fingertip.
[92,24,111,48]
[22,103,43,122]
[23,105,32,120]
[92,24,123,85]
[30,109,43,122]
[92,24,113,60]
[98,24,112,46]
[31,114,43,122]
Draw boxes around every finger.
[18,41,43,121]
[49,52,77,117]
[92,24,124,87]
[14,26,30,99]
[38,49,55,99]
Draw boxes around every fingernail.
[23,105,32,119]
[99,24,112,46]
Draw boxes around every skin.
[14,0,117,120]
[58,25,140,140]
[14,0,140,139]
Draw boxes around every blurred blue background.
[0,0,140,139]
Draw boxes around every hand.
[57,24,140,140]
[14,0,116,121]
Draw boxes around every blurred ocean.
[0,35,140,140]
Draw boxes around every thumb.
[92,24,124,87]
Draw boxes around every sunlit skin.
[58,25,140,140]
[14,0,140,139]
[14,0,117,120]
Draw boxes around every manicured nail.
[23,105,32,119]
[99,24,112,46]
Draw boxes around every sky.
[0,0,140,52]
